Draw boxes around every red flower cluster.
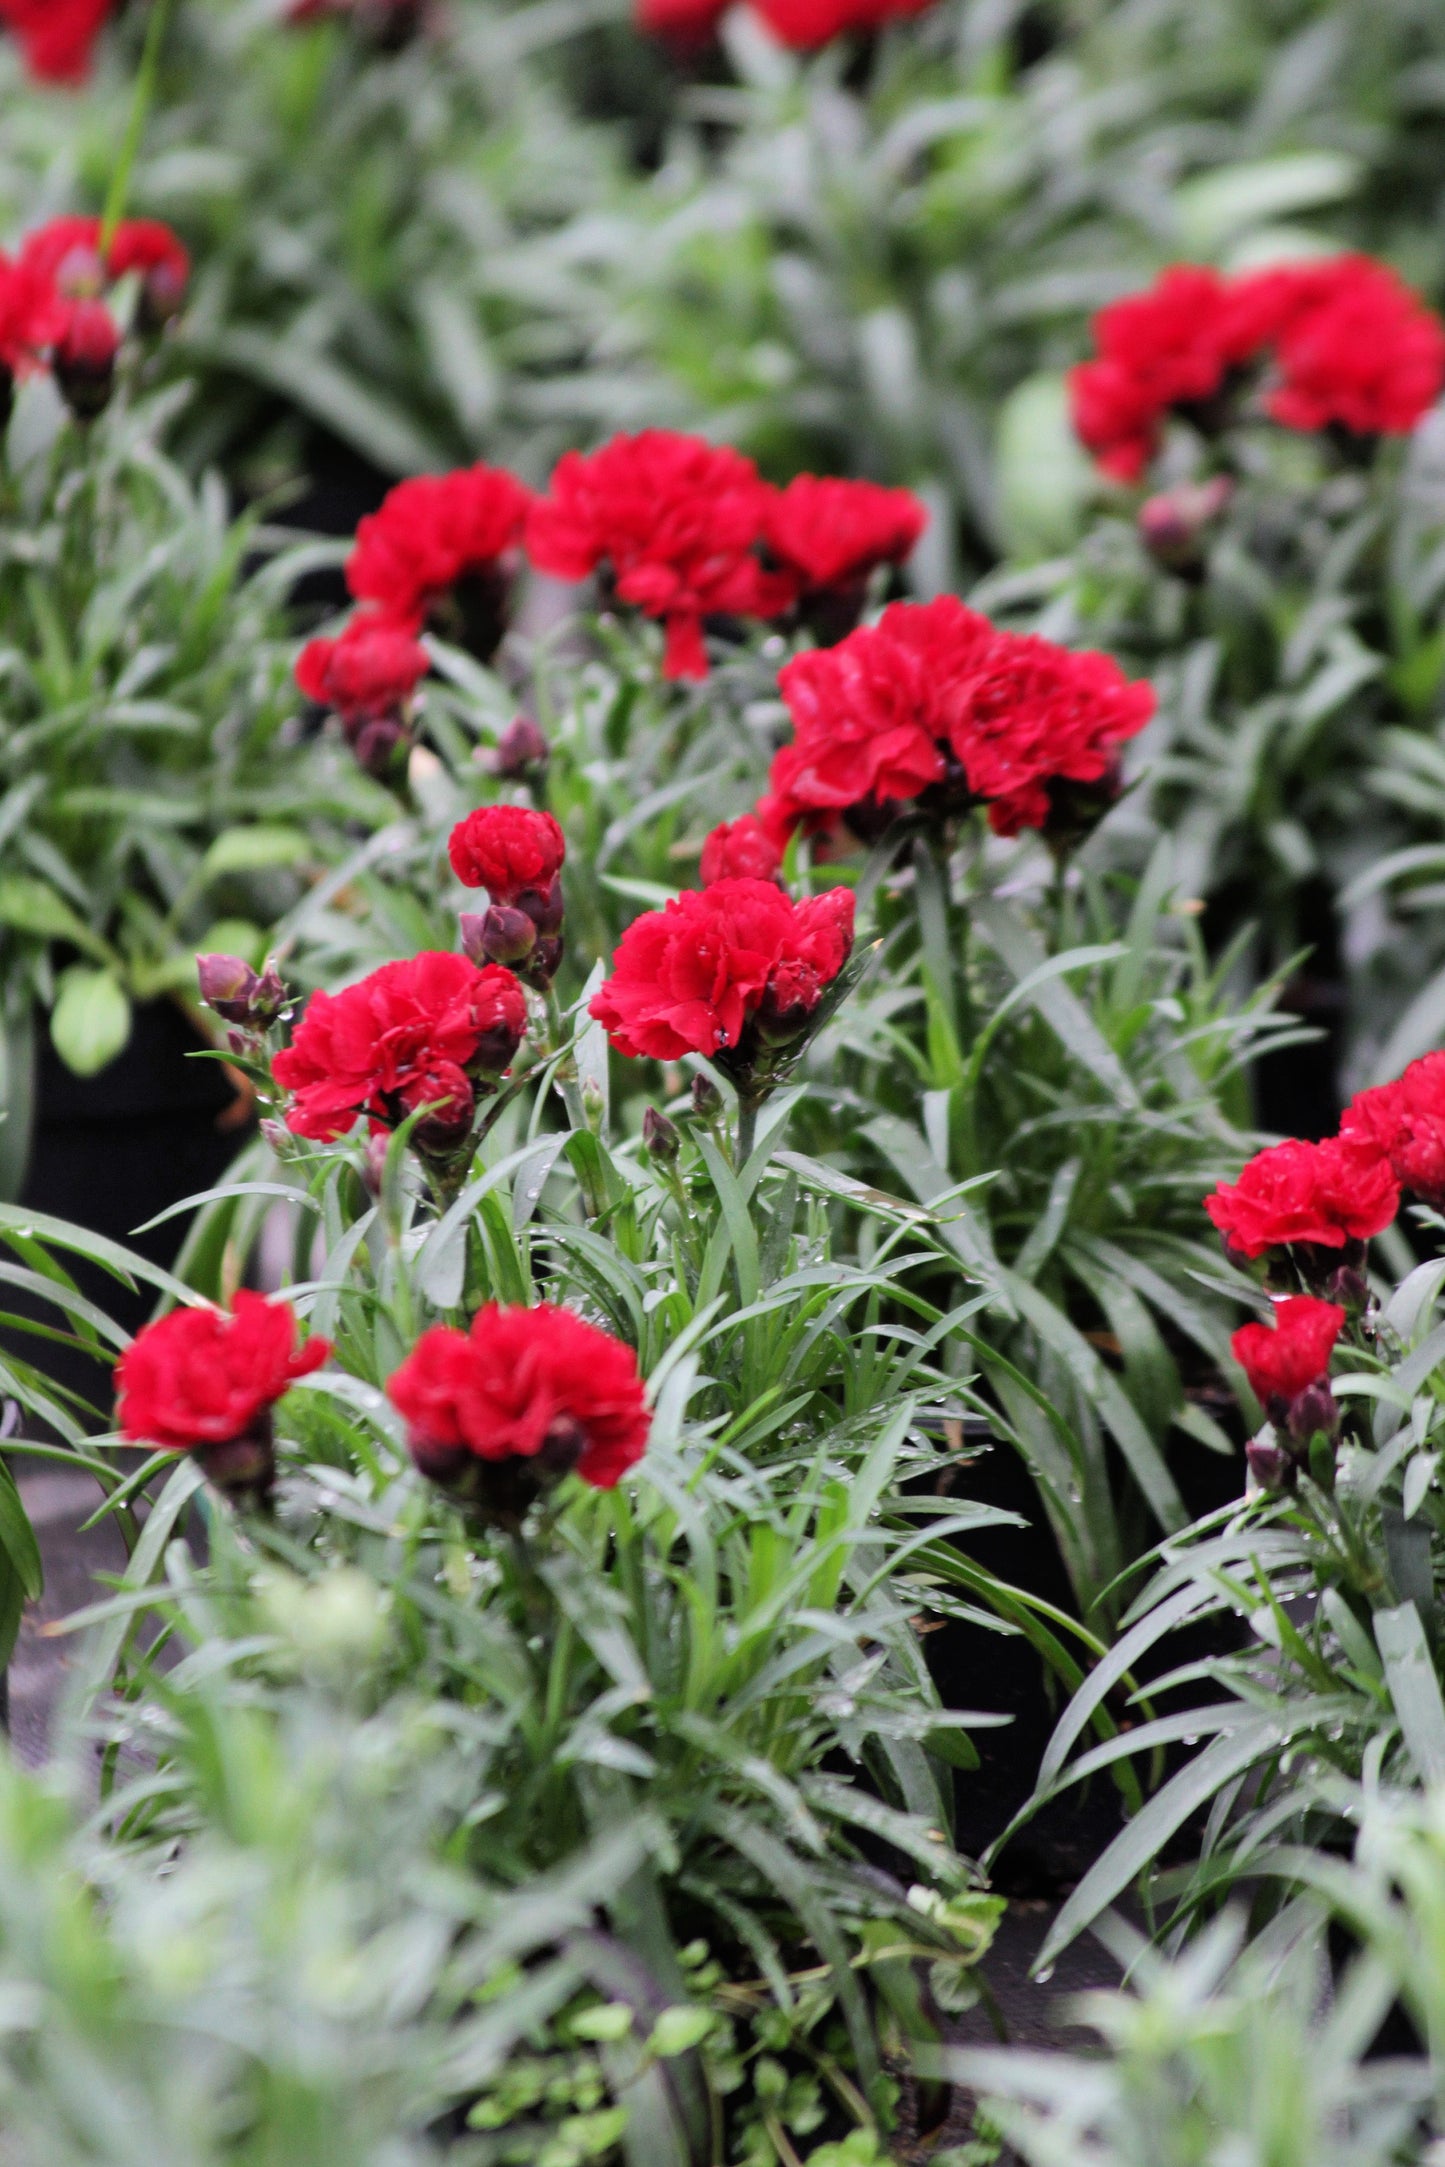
[450,806,567,984]
[759,596,1154,846]
[1204,1135,1399,1262]
[0,213,187,416]
[527,431,793,682]
[273,951,527,1148]
[1070,256,1445,480]
[449,805,565,904]
[116,1293,329,1453]
[1231,1295,1344,1415]
[527,433,928,678]
[590,877,854,1063]
[700,815,782,886]
[1342,1052,1445,1211]
[295,614,429,776]
[347,465,532,631]
[0,0,113,83]
[637,0,936,51]
[388,1301,650,1498]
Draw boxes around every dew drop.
[1036,1965,1055,1985]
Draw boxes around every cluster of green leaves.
[0,371,395,1194]
[1018,1242,1445,1972]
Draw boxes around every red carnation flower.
[1068,267,1247,480]
[700,815,782,886]
[1263,255,1445,439]
[448,805,566,904]
[766,596,994,840]
[1231,1295,1345,1413]
[944,631,1156,837]
[107,219,190,322]
[1342,1052,1445,1209]
[590,876,853,1063]
[764,475,927,596]
[295,615,429,718]
[388,1300,650,1499]
[526,430,789,681]
[52,296,119,420]
[0,0,114,83]
[115,1292,329,1453]
[0,250,68,375]
[273,951,526,1143]
[346,464,532,632]
[750,0,934,43]
[1204,1135,1399,1260]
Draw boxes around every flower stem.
[101,0,179,249]
[736,1095,759,1168]
[544,987,605,1219]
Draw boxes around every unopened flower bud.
[643,1107,680,1162]
[1286,1380,1339,1446]
[690,1075,721,1121]
[361,1130,391,1196]
[460,904,537,967]
[1246,1435,1292,1493]
[1324,1266,1369,1314]
[519,874,565,938]
[1138,476,1233,574]
[259,1118,291,1156]
[485,714,550,779]
[347,713,411,780]
[197,954,287,1030]
[53,299,120,421]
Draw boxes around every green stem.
[100,0,179,249]
[736,1095,759,1168]
[543,987,605,1219]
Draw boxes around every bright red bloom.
[765,596,993,839]
[700,815,782,886]
[295,615,429,717]
[115,1292,329,1452]
[273,951,527,1141]
[1069,268,1246,480]
[107,219,190,318]
[764,477,927,594]
[944,632,1156,837]
[1204,1135,1399,1260]
[590,877,853,1062]
[448,806,566,902]
[388,1301,649,1491]
[1231,1295,1345,1411]
[0,251,67,374]
[1342,1052,1445,1208]
[526,430,789,681]
[636,0,727,41]
[346,465,532,630]
[0,0,113,83]
[1263,255,1445,438]
[750,0,934,43]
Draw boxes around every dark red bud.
[53,300,120,421]
[518,874,565,938]
[197,953,286,1030]
[361,1131,391,1196]
[643,1106,680,1162]
[1286,1380,1339,1446]
[1245,1435,1292,1492]
[690,1075,721,1120]
[1137,476,1234,572]
[193,1416,276,1510]
[347,714,411,779]
[466,905,538,966]
[485,715,550,779]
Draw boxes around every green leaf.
[49,969,133,1080]
[0,876,111,963]
[1173,154,1359,251]
[199,825,312,882]
[994,371,1096,558]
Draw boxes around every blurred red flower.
[1205,1135,1399,1260]
[388,1301,650,1491]
[1231,1295,1344,1411]
[0,0,114,83]
[700,815,782,885]
[347,464,532,630]
[116,1293,329,1452]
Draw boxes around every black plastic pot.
[12,1000,245,1408]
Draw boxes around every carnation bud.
[1286,1380,1339,1446]
[1137,476,1233,575]
[347,713,411,780]
[756,961,824,1048]
[1324,1266,1369,1314]
[460,904,537,967]
[139,260,187,330]
[690,1075,721,1122]
[1246,1435,1293,1493]
[485,715,550,779]
[361,1130,391,1196]
[53,300,120,421]
[259,1117,292,1157]
[643,1107,680,1162]
[197,953,287,1030]
[519,874,566,939]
